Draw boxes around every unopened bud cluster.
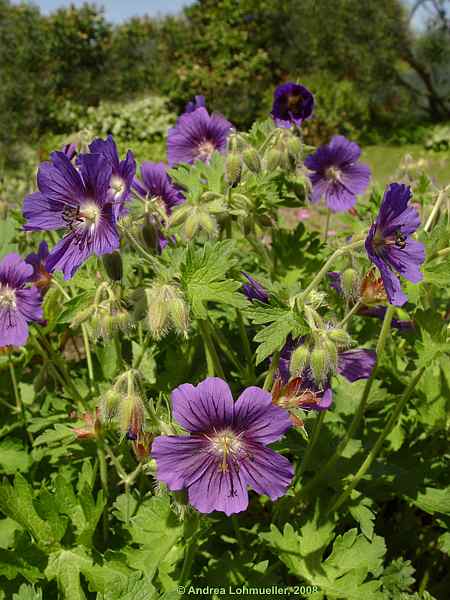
[263,129,303,172]
[71,280,132,341]
[289,326,353,384]
[101,370,145,440]
[142,281,189,339]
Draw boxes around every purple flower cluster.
[152,377,293,515]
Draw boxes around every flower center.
[197,140,215,161]
[287,93,303,116]
[208,429,242,472]
[0,285,16,309]
[80,202,102,226]
[110,176,126,198]
[325,166,341,182]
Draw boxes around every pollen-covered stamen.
[207,429,243,473]
[197,140,215,162]
[110,175,126,199]
[0,285,16,309]
[325,166,342,182]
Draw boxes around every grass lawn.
[362,144,449,187]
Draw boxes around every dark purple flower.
[25,241,53,288]
[0,253,43,347]
[23,152,119,280]
[241,272,269,303]
[133,162,185,215]
[327,271,343,294]
[304,136,371,212]
[89,135,136,220]
[278,339,376,411]
[365,183,425,306]
[271,82,314,128]
[185,95,206,113]
[167,107,233,167]
[151,377,293,515]
[359,306,414,331]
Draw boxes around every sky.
[12,0,193,21]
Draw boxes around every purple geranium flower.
[23,152,119,280]
[25,241,53,289]
[89,135,136,220]
[278,338,376,411]
[0,253,43,347]
[152,377,293,516]
[185,95,206,113]
[365,183,425,306]
[271,82,314,128]
[133,162,185,215]
[241,272,269,303]
[304,135,371,212]
[167,107,233,167]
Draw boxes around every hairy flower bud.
[168,296,190,338]
[226,152,242,185]
[342,268,360,301]
[101,389,121,422]
[242,147,261,174]
[289,345,310,376]
[145,283,189,339]
[287,135,303,159]
[102,251,123,282]
[323,338,338,372]
[310,347,328,384]
[120,392,145,439]
[328,328,353,348]
[265,148,282,171]
[131,432,153,462]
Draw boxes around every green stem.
[197,319,225,378]
[295,305,395,500]
[338,300,363,328]
[424,185,449,232]
[328,366,426,514]
[236,309,255,382]
[263,351,279,391]
[258,127,279,153]
[323,209,331,242]
[8,358,33,445]
[97,441,109,546]
[209,325,241,373]
[123,228,161,272]
[134,332,152,370]
[427,245,450,261]
[300,239,365,300]
[298,411,326,478]
[81,324,95,395]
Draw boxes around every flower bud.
[310,347,328,384]
[265,148,282,171]
[142,218,161,253]
[323,338,338,372]
[328,328,352,348]
[120,392,145,439]
[101,388,121,422]
[196,211,217,237]
[184,213,200,239]
[280,148,292,171]
[242,147,261,173]
[102,251,123,282]
[342,268,360,301]
[231,193,253,212]
[131,432,153,462]
[289,345,310,376]
[168,296,190,338]
[287,135,303,159]
[226,152,242,185]
[146,285,172,338]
